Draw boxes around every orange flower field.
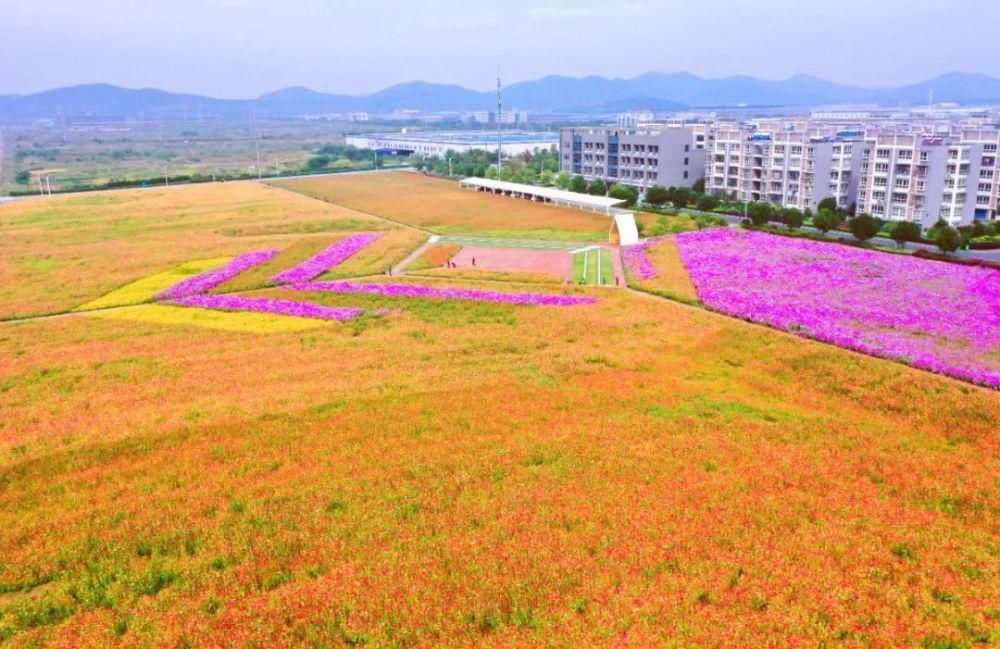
[1,175,998,647]
[274,172,613,241]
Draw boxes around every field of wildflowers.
[1,178,998,647]
[270,233,382,284]
[622,236,700,304]
[155,250,280,300]
[168,295,365,322]
[293,279,598,307]
[0,182,385,319]
[675,229,1000,388]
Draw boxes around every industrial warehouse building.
[346,131,558,158]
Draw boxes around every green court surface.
[572,247,613,285]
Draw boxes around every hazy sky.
[3,0,998,97]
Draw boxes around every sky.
[2,0,999,98]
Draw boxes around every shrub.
[781,208,805,230]
[848,214,882,242]
[812,209,842,233]
[644,185,669,206]
[608,184,639,207]
[133,566,178,597]
[305,155,330,171]
[588,179,607,196]
[934,225,961,254]
[817,197,839,213]
[889,221,922,249]
[696,195,721,212]
[746,202,773,227]
[570,175,588,193]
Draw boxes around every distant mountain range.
[2,72,999,123]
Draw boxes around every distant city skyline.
[2,0,999,98]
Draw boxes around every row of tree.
[744,203,967,254]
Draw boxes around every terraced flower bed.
[676,228,1000,388]
[155,250,279,300]
[293,280,598,307]
[168,294,364,322]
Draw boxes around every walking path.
[391,235,439,274]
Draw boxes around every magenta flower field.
[169,294,364,322]
[622,238,659,280]
[156,249,280,300]
[675,229,1000,388]
[271,233,382,284]
[292,281,599,306]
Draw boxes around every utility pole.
[496,67,502,174]
[255,140,263,180]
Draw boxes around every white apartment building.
[857,131,998,226]
[560,125,706,191]
[962,128,1000,221]
[616,112,655,128]
[706,124,867,211]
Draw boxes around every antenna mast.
[497,68,502,173]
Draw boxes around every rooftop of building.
[354,131,558,145]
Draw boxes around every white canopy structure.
[611,213,640,246]
[459,177,626,215]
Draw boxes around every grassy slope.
[1,288,997,646]
[0,184,997,647]
[628,237,701,304]
[274,172,612,242]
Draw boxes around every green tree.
[608,184,639,207]
[305,155,331,171]
[848,214,882,242]
[812,209,842,234]
[888,221,922,249]
[644,185,670,206]
[817,197,839,213]
[570,175,588,193]
[588,179,608,196]
[696,195,721,212]
[692,178,706,194]
[934,225,961,254]
[746,202,773,226]
[14,170,31,185]
[672,188,693,209]
[554,172,572,190]
[781,208,805,230]
[538,169,554,186]
[484,166,499,180]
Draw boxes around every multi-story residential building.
[559,126,705,191]
[705,123,867,211]
[961,128,1000,221]
[856,131,996,226]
